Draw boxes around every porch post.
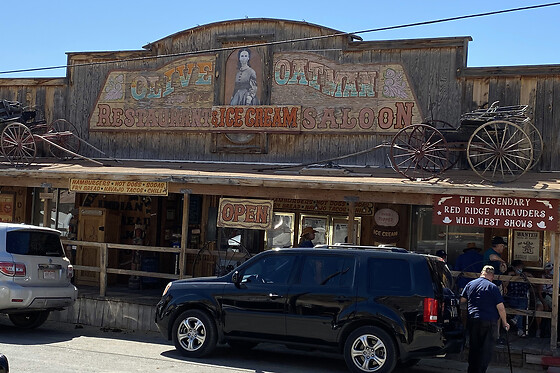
[551,232,559,350]
[99,243,107,297]
[41,185,51,228]
[345,196,358,244]
[179,190,191,279]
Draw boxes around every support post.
[344,196,358,244]
[551,233,559,350]
[179,189,191,279]
[41,185,52,228]
[100,243,107,297]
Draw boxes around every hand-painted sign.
[513,230,541,262]
[273,198,374,215]
[90,50,421,134]
[211,106,300,132]
[433,195,558,231]
[70,179,168,196]
[272,52,422,133]
[89,56,215,131]
[0,194,14,222]
[217,198,273,230]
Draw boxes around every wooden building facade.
[1,18,560,344]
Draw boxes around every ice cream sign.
[433,195,558,231]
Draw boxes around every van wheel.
[8,311,50,329]
[172,310,217,358]
[344,326,396,373]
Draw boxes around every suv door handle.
[269,293,283,300]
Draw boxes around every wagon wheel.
[520,120,543,169]
[423,119,460,170]
[466,120,533,183]
[390,123,450,181]
[48,119,81,159]
[1,122,37,167]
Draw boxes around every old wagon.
[0,100,104,167]
[389,102,543,183]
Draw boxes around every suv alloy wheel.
[344,326,397,373]
[172,309,217,358]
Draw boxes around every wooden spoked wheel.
[520,120,543,169]
[467,120,533,183]
[390,123,450,181]
[48,119,81,159]
[1,122,37,167]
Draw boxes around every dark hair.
[237,48,251,68]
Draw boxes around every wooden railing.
[62,239,196,296]
[451,270,554,320]
[61,239,250,296]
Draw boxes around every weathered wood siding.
[461,67,560,171]
[2,19,560,171]
[0,78,67,125]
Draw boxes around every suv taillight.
[67,264,74,279]
[0,261,26,277]
[423,298,438,323]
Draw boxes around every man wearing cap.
[461,265,510,373]
[483,236,508,286]
[299,226,317,248]
[455,243,484,292]
[435,249,447,262]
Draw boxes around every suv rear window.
[6,230,64,257]
[368,258,411,293]
[427,258,454,291]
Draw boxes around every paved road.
[0,318,534,372]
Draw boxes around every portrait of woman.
[230,48,259,105]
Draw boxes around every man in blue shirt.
[455,242,484,292]
[483,236,508,286]
[461,265,510,373]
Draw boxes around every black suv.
[155,246,463,373]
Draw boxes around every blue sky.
[1,0,559,78]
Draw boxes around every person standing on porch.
[461,265,510,373]
[483,236,508,287]
[298,227,317,248]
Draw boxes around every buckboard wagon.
[389,102,543,183]
[0,100,106,167]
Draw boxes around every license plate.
[43,270,56,280]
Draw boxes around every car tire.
[8,311,50,329]
[172,309,217,358]
[344,326,397,373]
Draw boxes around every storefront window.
[300,215,328,246]
[265,213,295,249]
[299,215,361,246]
[31,188,77,237]
[410,206,484,268]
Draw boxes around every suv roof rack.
[314,244,408,253]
